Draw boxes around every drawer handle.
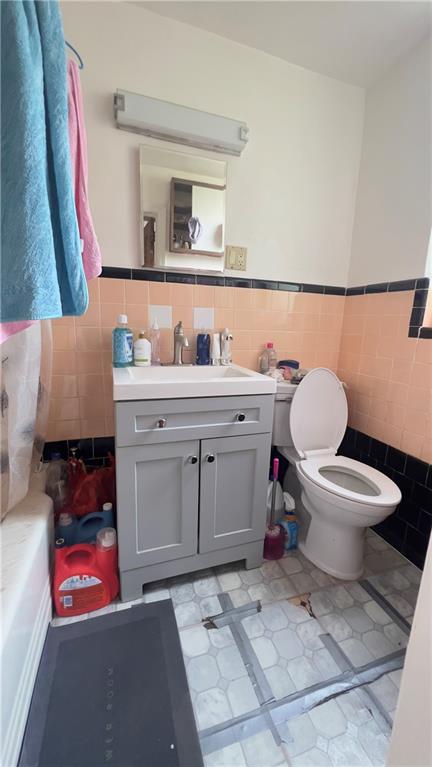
[157,418,167,428]
[235,412,246,422]
[206,454,215,463]
[188,455,198,464]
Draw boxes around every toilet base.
[285,466,366,580]
[300,489,365,580]
[298,540,363,581]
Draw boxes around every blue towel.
[1,0,88,322]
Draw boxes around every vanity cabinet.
[116,440,200,569]
[199,434,270,553]
[115,395,273,601]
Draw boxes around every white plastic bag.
[1,320,52,519]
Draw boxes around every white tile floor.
[52,531,422,767]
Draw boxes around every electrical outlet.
[236,248,247,271]
[225,245,237,270]
[225,245,247,271]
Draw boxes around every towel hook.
[65,40,84,70]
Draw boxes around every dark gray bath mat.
[19,600,203,767]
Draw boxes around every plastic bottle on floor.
[54,527,119,616]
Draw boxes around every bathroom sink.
[113,364,276,400]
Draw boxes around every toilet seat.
[297,455,401,508]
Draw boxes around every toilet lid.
[290,368,348,457]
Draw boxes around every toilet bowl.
[273,368,401,580]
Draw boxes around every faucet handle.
[174,321,184,336]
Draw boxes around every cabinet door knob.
[188,455,198,464]
[157,418,167,428]
[206,454,215,463]
[235,412,246,422]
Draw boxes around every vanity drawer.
[115,395,274,446]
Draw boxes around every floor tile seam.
[321,631,393,737]
[178,571,413,633]
[179,581,333,632]
[199,669,402,760]
[359,580,412,634]
[357,684,393,734]
[221,592,276,709]
[198,651,405,748]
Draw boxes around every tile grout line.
[360,580,412,634]
[212,593,275,706]
[198,586,410,758]
[320,633,393,735]
[174,553,413,634]
[200,650,405,755]
[214,592,282,749]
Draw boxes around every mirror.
[140,145,226,272]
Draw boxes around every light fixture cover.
[114,90,249,156]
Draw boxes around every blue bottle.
[196,333,210,365]
[112,314,133,367]
[75,503,114,544]
[55,513,78,546]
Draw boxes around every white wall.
[61,1,364,285]
[348,38,432,286]
[388,536,432,767]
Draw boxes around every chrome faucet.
[173,321,189,365]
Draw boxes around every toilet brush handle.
[270,458,280,527]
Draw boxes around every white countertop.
[113,363,277,401]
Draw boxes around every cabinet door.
[199,433,271,554]
[116,441,199,570]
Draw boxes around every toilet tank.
[272,382,296,447]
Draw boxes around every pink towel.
[67,59,101,280]
[0,321,34,344]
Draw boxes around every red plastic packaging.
[61,454,116,519]
[54,539,119,616]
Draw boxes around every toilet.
[273,368,401,580]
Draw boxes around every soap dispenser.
[220,328,233,366]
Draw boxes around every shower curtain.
[1,321,52,520]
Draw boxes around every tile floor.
[52,531,422,767]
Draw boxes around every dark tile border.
[43,437,115,467]
[100,266,429,298]
[339,427,431,569]
[100,266,329,295]
[419,327,432,339]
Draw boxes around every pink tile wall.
[337,291,432,463]
[48,278,344,441]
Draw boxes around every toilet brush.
[263,457,286,560]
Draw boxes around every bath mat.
[19,600,203,767]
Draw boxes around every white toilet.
[273,368,401,580]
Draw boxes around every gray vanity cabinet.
[199,434,270,553]
[116,394,274,601]
[116,440,199,570]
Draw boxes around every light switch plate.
[225,245,247,271]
